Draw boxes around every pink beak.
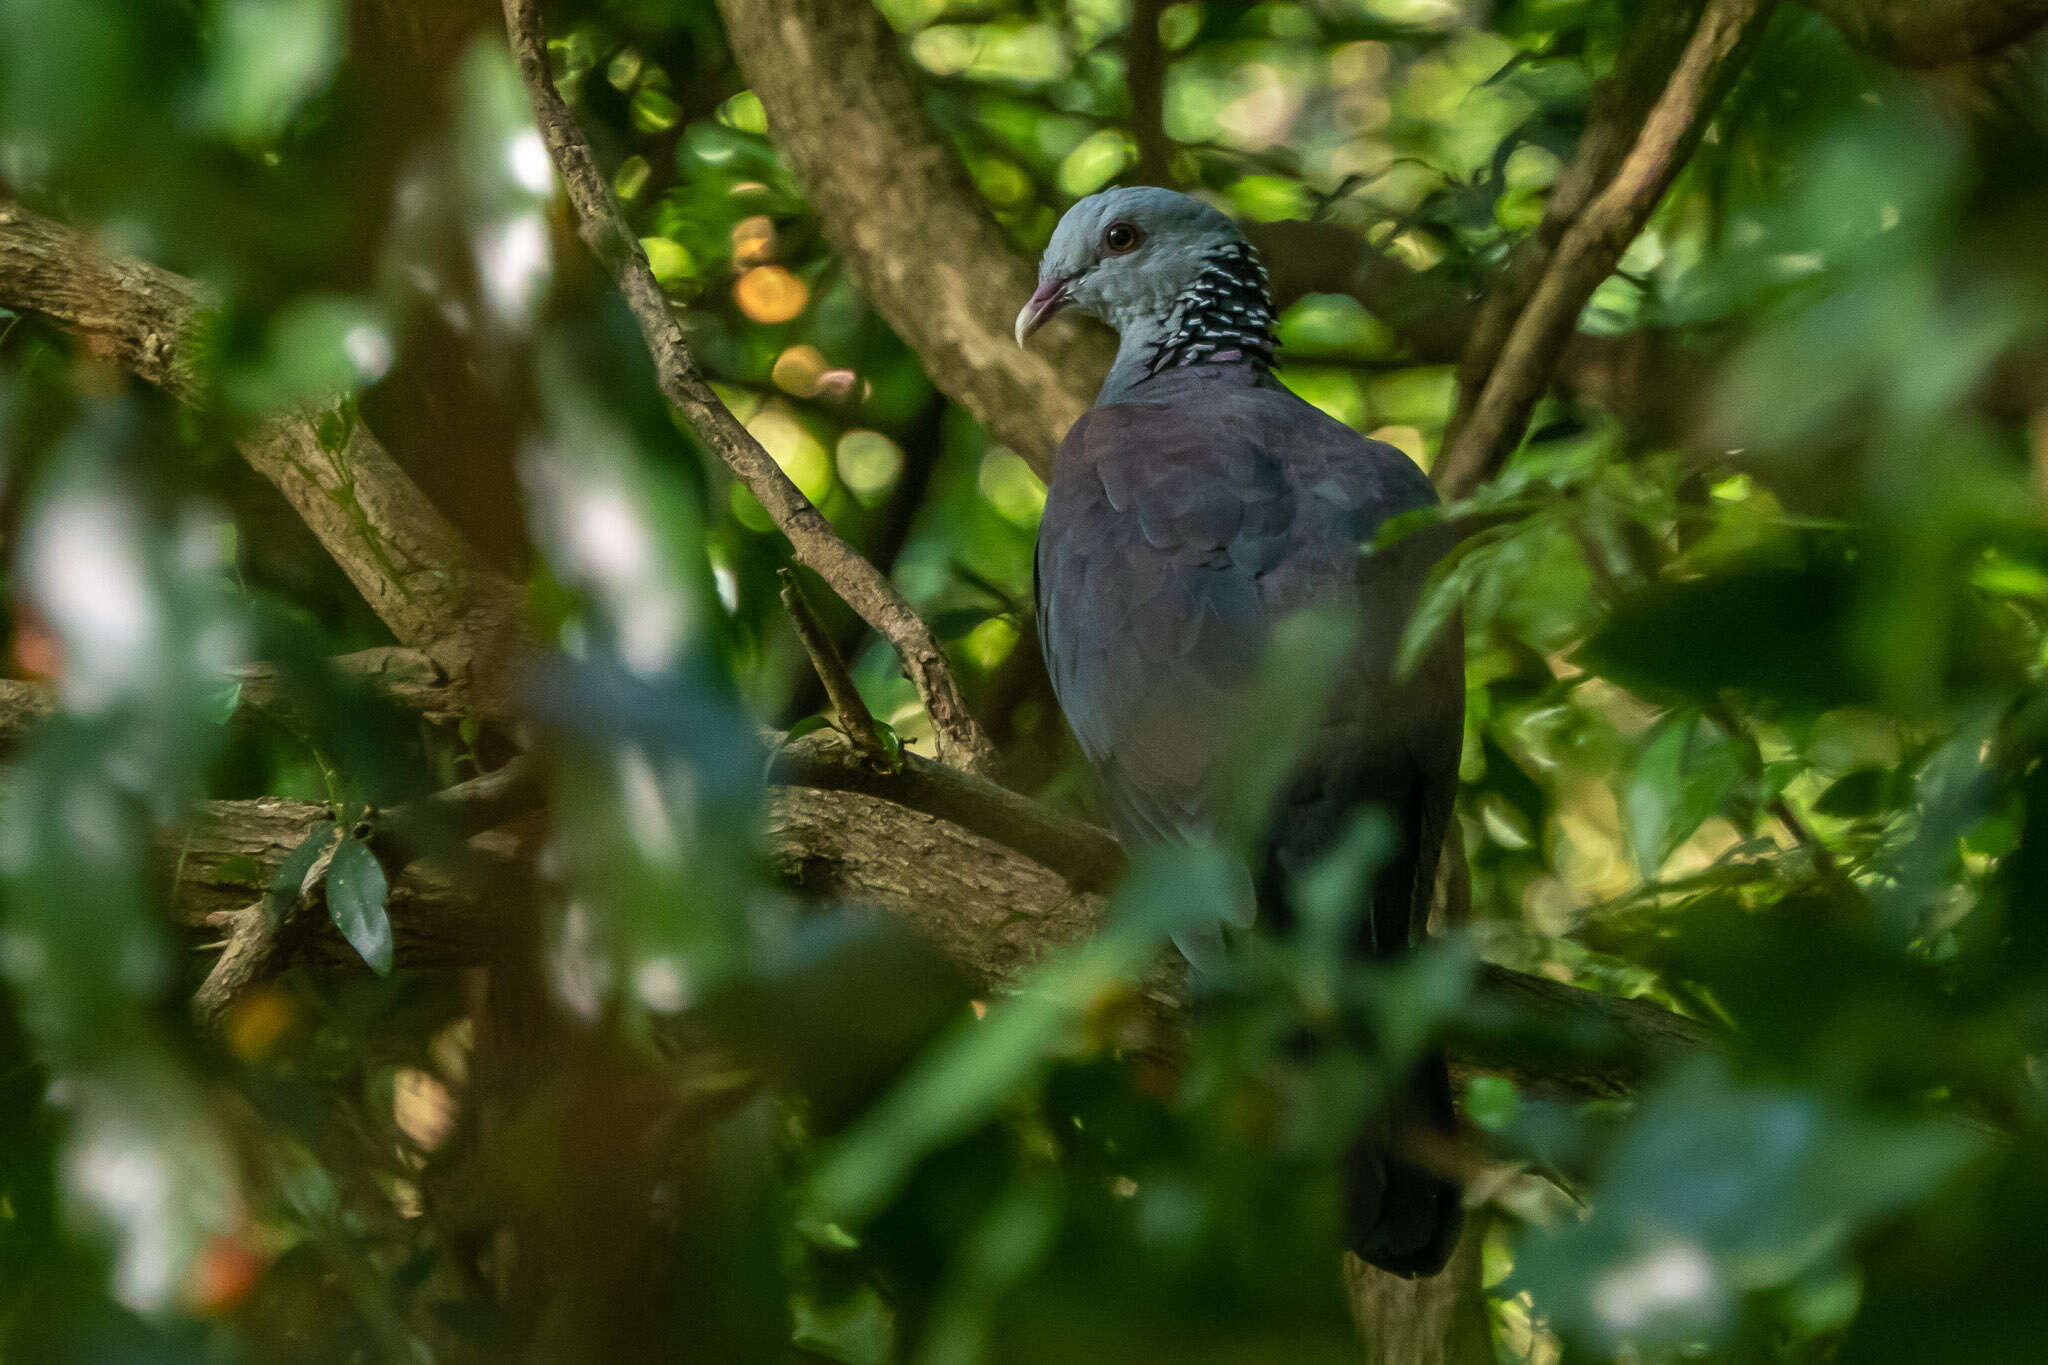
[1014,275,1073,346]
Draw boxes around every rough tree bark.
[154,729,1710,1100]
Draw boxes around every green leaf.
[784,714,833,743]
[1512,1058,1987,1351]
[263,821,336,929]
[1627,713,1738,875]
[202,0,345,140]
[327,837,393,976]
[1579,560,1863,708]
[810,845,1237,1227]
[314,403,350,453]
[930,607,999,640]
[871,720,904,774]
[1481,734,1548,840]
[1816,766,1892,818]
[790,1281,894,1364]
[1464,1075,1522,1133]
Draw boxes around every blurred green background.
[3,0,2048,1361]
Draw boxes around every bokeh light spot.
[978,449,1045,528]
[731,215,777,266]
[642,236,694,289]
[771,344,831,397]
[736,265,808,323]
[746,405,833,502]
[837,430,905,501]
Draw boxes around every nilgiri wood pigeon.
[1020,187,1465,1276]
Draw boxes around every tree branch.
[0,202,523,706]
[169,746,1711,1098]
[232,646,472,723]
[500,0,995,777]
[769,729,1125,891]
[1444,0,1707,456]
[711,0,1112,477]
[189,760,540,1029]
[1434,0,1776,498]
[1800,0,2048,64]
[1125,0,1176,187]
[0,649,473,756]
[778,569,891,765]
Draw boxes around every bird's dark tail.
[1343,1050,1462,1277]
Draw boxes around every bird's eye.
[1102,220,1143,254]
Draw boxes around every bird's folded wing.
[1035,376,1444,948]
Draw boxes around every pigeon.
[1019,187,1464,1276]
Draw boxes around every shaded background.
[2,0,2048,1361]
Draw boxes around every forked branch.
[500,0,995,776]
[1434,0,1777,498]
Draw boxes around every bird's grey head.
[1016,188,1256,340]
[1016,188,1274,397]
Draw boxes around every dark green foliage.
[4,1,2048,1362]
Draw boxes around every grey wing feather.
[1035,370,1455,959]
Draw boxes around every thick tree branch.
[712,0,1112,476]
[170,731,1711,1099]
[1435,0,1775,498]
[232,646,472,722]
[0,203,523,705]
[501,0,994,777]
[770,729,1125,891]
[0,649,472,755]
[1800,0,2048,64]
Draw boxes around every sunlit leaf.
[326,837,393,976]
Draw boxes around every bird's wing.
[1036,372,1453,956]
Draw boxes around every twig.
[500,0,996,777]
[1701,695,1853,890]
[1769,794,1845,882]
[1433,0,1775,498]
[777,569,891,766]
[370,755,543,863]
[786,391,948,721]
